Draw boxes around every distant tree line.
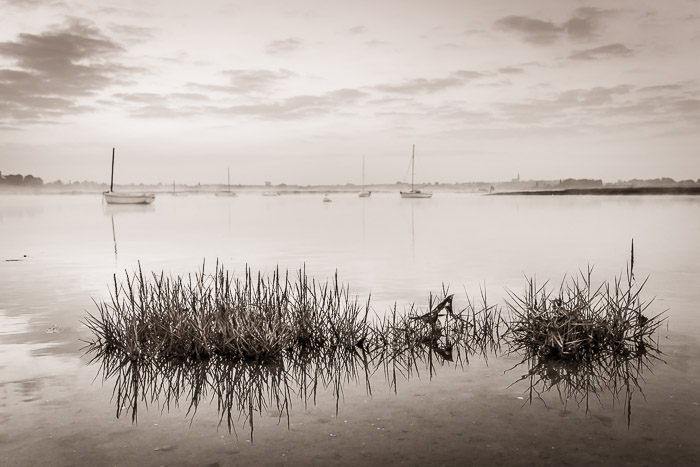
[0,171,43,186]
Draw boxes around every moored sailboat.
[359,155,371,198]
[103,148,155,205]
[400,144,432,199]
[215,168,237,197]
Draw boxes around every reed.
[83,255,665,435]
[503,265,664,363]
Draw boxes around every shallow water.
[1,192,699,466]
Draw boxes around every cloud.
[373,70,487,94]
[219,88,369,120]
[498,67,525,75]
[569,43,633,60]
[0,17,139,123]
[638,83,685,93]
[347,25,366,35]
[222,68,295,93]
[493,85,633,125]
[266,38,302,54]
[122,87,370,120]
[1,0,61,7]
[108,24,157,43]
[495,8,617,45]
[188,68,295,95]
[563,8,618,41]
[494,16,563,45]
[112,92,210,104]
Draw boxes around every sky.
[0,0,698,185]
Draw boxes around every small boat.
[104,192,156,204]
[262,191,280,196]
[323,194,332,202]
[359,155,371,198]
[400,144,432,199]
[215,168,237,197]
[103,148,155,205]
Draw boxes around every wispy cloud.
[108,24,157,44]
[494,8,618,45]
[188,68,296,95]
[563,8,618,41]
[112,92,210,104]
[120,87,369,120]
[0,17,140,123]
[569,43,633,60]
[347,25,366,35]
[266,38,302,54]
[494,16,563,45]
[373,70,487,94]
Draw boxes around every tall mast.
[411,144,415,192]
[362,155,365,192]
[227,167,230,191]
[110,147,115,192]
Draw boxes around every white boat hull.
[104,192,155,204]
[400,191,432,198]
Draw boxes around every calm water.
[1,192,699,466]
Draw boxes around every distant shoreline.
[491,186,700,196]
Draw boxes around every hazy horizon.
[1,0,698,185]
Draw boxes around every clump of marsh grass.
[83,262,370,365]
[504,265,664,362]
[83,264,504,437]
[84,248,666,434]
[503,242,666,426]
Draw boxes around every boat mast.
[362,155,365,192]
[227,167,230,192]
[411,144,415,192]
[110,147,115,193]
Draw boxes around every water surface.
[1,192,699,466]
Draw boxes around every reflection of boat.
[400,144,432,199]
[359,155,371,198]
[323,194,332,202]
[103,148,155,205]
[215,168,237,197]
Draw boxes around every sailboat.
[400,144,432,198]
[215,168,237,197]
[359,155,371,198]
[103,148,155,205]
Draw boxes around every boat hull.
[359,191,371,198]
[104,192,155,204]
[400,191,432,198]
[215,191,237,197]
